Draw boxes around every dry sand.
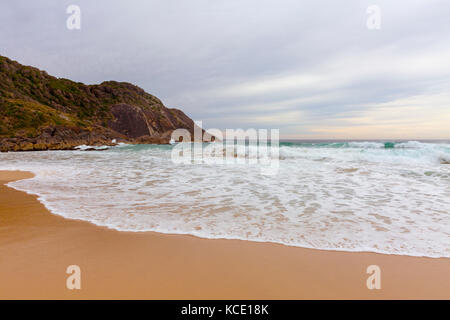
[0,170,449,299]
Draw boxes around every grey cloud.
[1,0,449,137]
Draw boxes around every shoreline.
[5,170,446,260]
[4,169,447,260]
[0,170,449,299]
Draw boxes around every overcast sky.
[1,0,450,139]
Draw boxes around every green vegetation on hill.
[0,98,81,137]
[0,55,194,149]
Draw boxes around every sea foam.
[1,140,449,258]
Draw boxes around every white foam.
[74,144,109,151]
[1,141,449,258]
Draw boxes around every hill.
[0,55,196,151]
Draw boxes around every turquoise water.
[1,140,449,257]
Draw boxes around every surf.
[1,140,449,258]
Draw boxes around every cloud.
[297,89,450,139]
[1,0,449,138]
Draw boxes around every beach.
[0,170,449,299]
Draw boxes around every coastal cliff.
[0,55,196,151]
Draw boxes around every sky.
[1,0,450,139]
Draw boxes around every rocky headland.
[0,55,197,151]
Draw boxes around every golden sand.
[0,170,449,299]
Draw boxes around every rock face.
[0,55,196,151]
[109,103,153,138]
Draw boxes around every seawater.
[1,140,449,258]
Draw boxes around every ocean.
[1,140,449,258]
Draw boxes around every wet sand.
[0,170,449,299]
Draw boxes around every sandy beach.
[0,170,449,299]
